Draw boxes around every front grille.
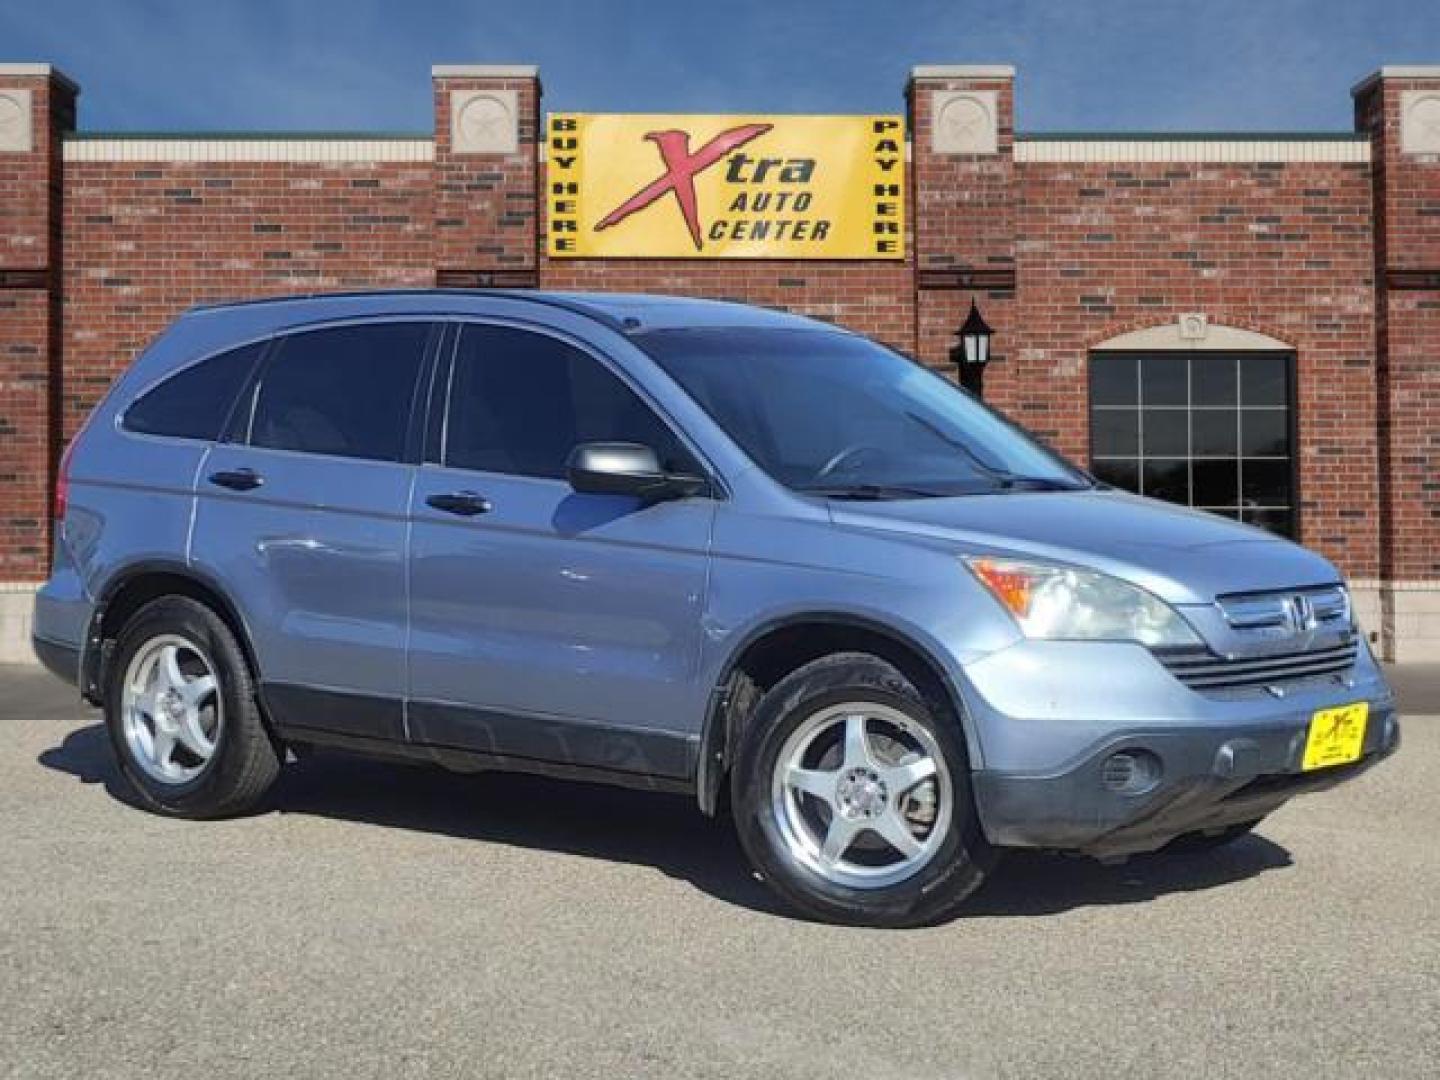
[1217,585,1351,636]
[1157,640,1359,691]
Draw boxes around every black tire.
[1165,818,1264,855]
[731,652,993,927]
[104,596,281,818]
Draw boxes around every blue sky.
[3,0,1437,133]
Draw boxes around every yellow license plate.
[1302,702,1369,771]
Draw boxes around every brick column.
[0,64,75,591]
[431,64,541,287]
[908,65,1018,406]
[1354,67,1440,661]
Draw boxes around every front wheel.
[732,652,992,927]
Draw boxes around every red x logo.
[595,123,773,251]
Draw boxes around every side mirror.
[566,442,707,502]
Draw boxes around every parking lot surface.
[2,665,1436,1079]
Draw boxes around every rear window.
[245,322,431,463]
[122,342,264,442]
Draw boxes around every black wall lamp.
[950,300,993,397]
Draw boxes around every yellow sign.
[547,113,905,259]
[1302,702,1368,771]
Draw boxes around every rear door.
[190,320,437,742]
[406,321,715,779]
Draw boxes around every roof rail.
[184,288,630,333]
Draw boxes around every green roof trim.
[1018,131,1369,142]
[66,130,432,141]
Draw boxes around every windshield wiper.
[904,410,1010,478]
[795,483,945,501]
[901,410,1092,492]
[993,475,1090,492]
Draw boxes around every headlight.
[964,556,1202,647]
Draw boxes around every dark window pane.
[1089,349,1295,529]
[1240,354,1289,407]
[1143,458,1190,503]
[124,343,263,441]
[1241,410,1289,457]
[1201,507,1242,521]
[1091,458,1139,492]
[1240,459,1291,505]
[1242,507,1294,537]
[1193,459,1239,507]
[250,324,429,462]
[1139,356,1187,406]
[447,325,693,479]
[1191,410,1237,457]
[1141,409,1188,457]
[1090,355,1138,407]
[1191,357,1237,408]
[1090,409,1139,457]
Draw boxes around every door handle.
[426,490,492,517]
[208,467,264,492]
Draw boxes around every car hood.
[828,488,1341,605]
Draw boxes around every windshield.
[639,327,1089,498]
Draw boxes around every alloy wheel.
[120,634,223,784]
[769,701,952,889]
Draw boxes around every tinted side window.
[123,342,264,441]
[445,325,695,479]
[248,323,430,463]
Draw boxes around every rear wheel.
[732,652,992,927]
[105,596,280,818]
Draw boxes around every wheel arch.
[81,559,262,707]
[695,612,976,816]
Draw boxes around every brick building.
[0,61,1436,660]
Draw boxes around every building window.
[1088,351,1296,537]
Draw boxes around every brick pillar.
[431,64,541,287]
[1354,66,1440,661]
[0,65,75,590]
[908,65,1018,408]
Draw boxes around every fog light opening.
[1101,749,1162,795]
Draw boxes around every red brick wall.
[0,289,54,578]
[0,72,73,581]
[1356,76,1440,584]
[1010,157,1379,577]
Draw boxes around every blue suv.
[32,290,1399,926]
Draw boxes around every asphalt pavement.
[1,664,1436,1079]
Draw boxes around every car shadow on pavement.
[39,722,1293,922]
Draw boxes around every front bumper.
[972,709,1398,857]
[958,638,1400,857]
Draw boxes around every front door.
[407,322,714,780]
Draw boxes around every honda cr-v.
[33,290,1399,926]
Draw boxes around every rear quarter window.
[123,342,265,441]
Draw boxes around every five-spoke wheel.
[771,703,951,889]
[105,596,280,817]
[733,651,992,927]
[121,635,222,784]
